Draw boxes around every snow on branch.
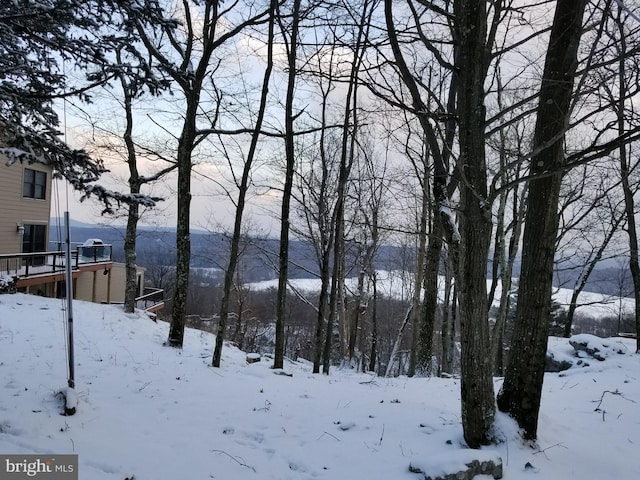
[439,201,461,244]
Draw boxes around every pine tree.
[0,0,168,209]
[1,1,107,184]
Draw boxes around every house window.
[22,224,47,266]
[23,168,47,199]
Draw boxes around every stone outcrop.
[545,352,574,372]
[246,353,261,364]
[569,335,626,361]
[409,451,503,480]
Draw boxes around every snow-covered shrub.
[0,275,17,294]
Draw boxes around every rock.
[570,338,605,361]
[569,334,626,361]
[409,450,502,480]
[246,353,261,364]
[545,352,573,372]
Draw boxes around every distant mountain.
[50,216,102,229]
[49,219,635,295]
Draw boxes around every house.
[1,161,51,259]
[0,158,163,313]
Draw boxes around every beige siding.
[74,267,116,303]
[0,158,52,254]
[106,264,126,303]
[75,263,145,304]
[74,270,99,302]
[22,281,59,298]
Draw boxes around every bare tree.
[382,0,497,446]
[379,1,457,381]
[273,0,302,369]
[290,23,342,372]
[321,0,377,374]
[293,130,340,373]
[212,0,277,367]
[487,109,528,374]
[555,175,626,337]
[610,3,640,351]
[450,0,498,447]
[277,0,380,374]
[122,0,270,347]
[497,0,589,440]
[113,48,176,313]
[347,131,390,369]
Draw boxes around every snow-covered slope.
[0,293,638,479]
[248,271,636,319]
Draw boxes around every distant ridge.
[50,217,208,234]
[48,219,634,297]
[50,216,100,229]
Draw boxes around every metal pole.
[64,212,75,389]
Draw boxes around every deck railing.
[135,287,165,312]
[0,245,113,278]
[1,246,164,314]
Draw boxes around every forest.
[3,0,640,447]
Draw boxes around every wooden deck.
[0,247,164,313]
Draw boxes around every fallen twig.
[593,389,636,421]
[533,442,567,459]
[594,389,622,411]
[317,431,341,442]
[210,449,256,472]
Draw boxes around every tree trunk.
[123,202,139,314]
[562,213,624,337]
[167,101,197,347]
[368,273,378,373]
[385,305,413,377]
[385,0,491,443]
[614,4,640,352]
[441,253,454,375]
[417,219,443,375]
[491,185,526,374]
[409,160,439,377]
[311,75,334,375]
[349,268,366,361]
[383,0,454,379]
[274,0,300,370]
[321,0,372,374]
[446,278,458,374]
[212,0,275,367]
[453,0,495,448]
[121,74,141,314]
[497,0,588,439]
[323,242,343,373]
[313,260,331,373]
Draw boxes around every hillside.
[1,293,639,479]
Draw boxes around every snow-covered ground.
[1,293,639,479]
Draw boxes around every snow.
[64,387,78,415]
[569,334,628,359]
[1,293,639,479]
